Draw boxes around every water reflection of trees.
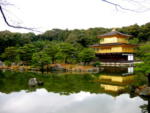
[140,98,150,113]
[0,69,135,97]
[0,67,137,95]
[0,70,101,94]
[0,66,148,97]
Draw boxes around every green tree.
[129,38,139,44]
[135,42,150,86]
[32,51,51,72]
[66,30,98,47]
[78,48,95,65]
[18,44,37,64]
[139,22,150,41]
[44,42,60,64]
[119,24,140,37]
[59,43,78,64]
[1,47,20,64]
[33,40,49,51]
[0,31,34,55]
[38,29,70,41]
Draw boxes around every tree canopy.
[0,22,150,69]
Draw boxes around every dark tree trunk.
[64,57,68,64]
[52,57,55,64]
[41,63,44,73]
[46,65,49,72]
[148,73,150,87]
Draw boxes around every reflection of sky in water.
[0,89,147,113]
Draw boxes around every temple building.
[91,29,137,62]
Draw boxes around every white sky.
[0,0,150,33]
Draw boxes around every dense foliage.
[1,22,150,67]
[134,42,150,86]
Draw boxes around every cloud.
[0,89,147,113]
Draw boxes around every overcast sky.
[0,0,150,33]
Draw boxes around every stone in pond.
[28,78,38,87]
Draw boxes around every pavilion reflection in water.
[99,67,134,93]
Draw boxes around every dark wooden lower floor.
[96,53,134,62]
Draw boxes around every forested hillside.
[0,22,150,67]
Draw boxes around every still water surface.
[0,89,146,113]
[0,67,148,113]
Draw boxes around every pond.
[0,67,149,113]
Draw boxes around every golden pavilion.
[91,29,137,62]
